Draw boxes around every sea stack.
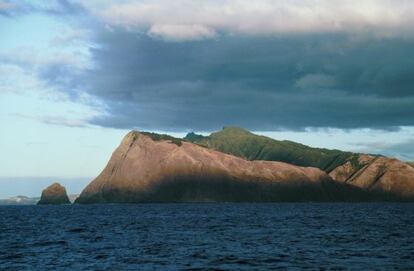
[37,183,71,205]
[75,131,368,204]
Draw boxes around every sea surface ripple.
[0,203,413,270]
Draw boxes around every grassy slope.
[185,127,356,172]
[141,132,184,146]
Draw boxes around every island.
[31,127,414,204]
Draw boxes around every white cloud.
[93,0,414,41]
[295,73,336,89]
[148,24,216,41]
[50,29,91,46]
[0,47,90,71]
[12,111,100,128]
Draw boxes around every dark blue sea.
[0,203,413,270]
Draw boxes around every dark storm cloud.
[52,28,413,131]
[7,11,403,132]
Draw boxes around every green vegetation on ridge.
[184,127,356,172]
[141,132,184,146]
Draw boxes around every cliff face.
[37,183,71,205]
[330,155,414,199]
[76,132,365,204]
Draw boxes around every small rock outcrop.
[37,183,71,205]
[76,131,371,204]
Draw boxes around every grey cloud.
[12,113,90,128]
[43,0,85,16]
[0,0,85,17]
[38,62,84,97]
[36,27,414,131]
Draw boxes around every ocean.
[0,203,413,270]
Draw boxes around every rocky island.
[73,127,414,203]
[37,183,71,205]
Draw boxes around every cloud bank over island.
[2,0,414,132]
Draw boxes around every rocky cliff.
[75,131,368,203]
[330,155,414,200]
[37,183,71,205]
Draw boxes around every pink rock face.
[38,183,70,205]
[330,155,376,182]
[330,155,414,199]
[76,131,359,203]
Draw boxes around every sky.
[1,0,414,197]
